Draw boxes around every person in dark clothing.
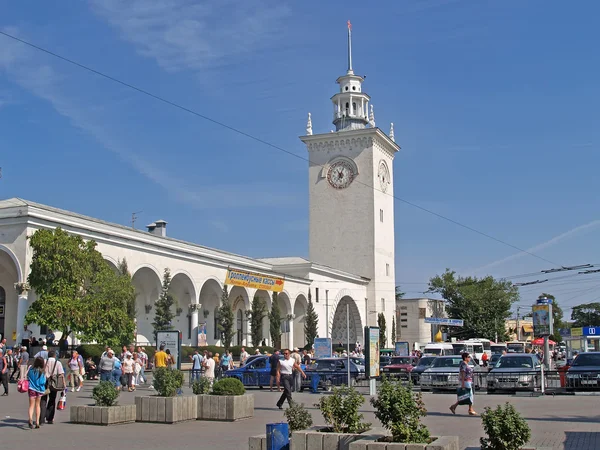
[269,351,281,392]
[40,351,65,425]
[276,349,306,410]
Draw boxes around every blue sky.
[1,1,600,317]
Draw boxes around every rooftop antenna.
[131,210,143,229]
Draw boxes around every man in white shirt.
[240,347,249,366]
[203,352,215,387]
[276,349,306,410]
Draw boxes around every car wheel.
[258,385,263,389]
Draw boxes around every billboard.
[225,268,284,292]
[395,341,410,356]
[532,303,552,337]
[156,330,182,370]
[198,322,207,347]
[314,338,332,359]
[364,326,380,378]
[424,317,464,327]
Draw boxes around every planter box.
[70,405,136,426]
[197,394,254,421]
[292,426,365,450]
[349,435,459,450]
[248,434,266,450]
[135,395,197,424]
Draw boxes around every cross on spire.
[347,20,353,74]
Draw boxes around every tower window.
[352,102,356,114]
[352,86,356,91]
[345,86,349,91]
[316,288,319,303]
[381,298,386,311]
[386,263,390,276]
[345,102,349,115]
[380,209,384,222]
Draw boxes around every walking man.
[291,347,302,392]
[276,349,306,410]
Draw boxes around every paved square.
[1,381,599,449]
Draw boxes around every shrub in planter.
[315,386,370,433]
[284,402,313,433]
[153,368,184,397]
[192,377,212,395]
[480,402,531,450]
[211,377,245,396]
[92,381,120,406]
[370,377,430,443]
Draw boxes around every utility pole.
[516,306,521,341]
[131,210,143,229]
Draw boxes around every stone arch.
[103,257,119,274]
[132,266,162,345]
[229,285,249,346]
[293,294,308,349]
[253,289,271,347]
[170,272,196,344]
[198,278,222,345]
[0,244,22,283]
[0,246,21,344]
[331,296,363,350]
[277,291,292,349]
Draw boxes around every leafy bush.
[92,381,120,406]
[211,377,246,396]
[77,344,105,363]
[370,377,430,443]
[284,402,313,433]
[192,377,212,395]
[153,368,184,397]
[480,403,531,450]
[315,386,370,433]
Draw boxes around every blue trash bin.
[311,373,320,393]
[266,422,289,450]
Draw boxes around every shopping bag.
[17,379,29,393]
[57,392,66,410]
[456,387,472,405]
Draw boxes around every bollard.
[266,422,289,450]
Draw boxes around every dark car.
[489,353,502,368]
[487,354,541,393]
[410,356,436,384]
[379,355,392,368]
[566,352,600,390]
[420,356,483,391]
[225,355,305,388]
[304,357,363,390]
[381,356,419,378]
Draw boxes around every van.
[423,343,454,356]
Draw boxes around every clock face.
[378,161,390,192]
[327,160,355,189]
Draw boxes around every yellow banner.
[571,327,583,337]
[225,268,284,292]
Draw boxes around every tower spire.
[347,20,353,74]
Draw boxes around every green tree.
[217,285,235,348]
[427,269,518,341]
[152,268,174,338]
[395,286,405,301]
[270,292,282,348]
[391,315,396,344]
[537,293,564,342]
[304,289,319,347]
[378,313,387,348]
[25,228,135,348]
[248,295,267,347]
[118,259,137,319]
[571,302,600,327]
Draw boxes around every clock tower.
[300,22,399,328]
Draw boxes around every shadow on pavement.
[524,415,600,424]
[0,418,30,429]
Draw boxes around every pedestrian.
[67,350,84,392]
[99,349,116,381]
[153,345,168,369]
[0,349,8,395]
[40,350,64,425]
[240,347,249,366]
[269,350,281,392]
[221,350,232,373]
[122,352,135,391]
[276,349,306,410]
[190,350,202,383]
[203,351,215,387]
[27,357,47,429]
[18,346,30,380]
[291,347,302,392]
[449,352,478,416]
[112,356,123,391]
[22,325,32,352]
[165,349,175,368]
[34,345,49,361]
[137,347,148,384]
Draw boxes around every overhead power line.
[0,30,562,267]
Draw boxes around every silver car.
[420,356,481,391]
[487,353,541,393]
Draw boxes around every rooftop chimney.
[146,220,167,237]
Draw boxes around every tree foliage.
[427,269,519,341]
[152,268,174,338]
[391,315,396,345]
[571,302,600,327]
[248,295,267,347]
[217,285,235,348]
[118,259,137,319]
[304,289,319,347]
[25,228,135,348]
[270,292,282,349]
[378,313,387,348]
[395,286,405,301]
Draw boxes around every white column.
[361,98,365,117]
[16,292,29,345]
[288,318,294,350]
[191,308,199,345]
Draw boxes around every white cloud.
[470,220,600,273]
[0,27,299,209]
[90,0,291,73]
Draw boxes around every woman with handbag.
[27,357,47,429]
[449,352,478,416]
[41,350,65,425]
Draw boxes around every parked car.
[303,357,363,390]
[489,353,502,369]
[566,352,600,390]
[487,353,541,393]
[420,356,482,391]
[410,356,437,384]
[379,355,392,368]
[381,356,420,378]
[225,355,305,388]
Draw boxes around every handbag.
[48,359,65,392]
[17,379,29,393]
[456,387,472,406]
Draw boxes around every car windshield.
[417,357,435,367]
[496,356,535,369]
[425,348,443,355]
[390,357,412,365]
[311,360,340,370]
[572,353,600,367]
[350,357,364,365]
[431,357,462,368]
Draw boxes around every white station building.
[0,25,399,349]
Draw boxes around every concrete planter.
[291,426,365,450]
[135,395,197,424]
[197,394,254,421]
[349,435,459,450]
[70,405,136,426]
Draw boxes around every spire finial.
[390,123,395,142]
[306,112,313,135]
[347,20,353,74]
[369,104,375,127]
